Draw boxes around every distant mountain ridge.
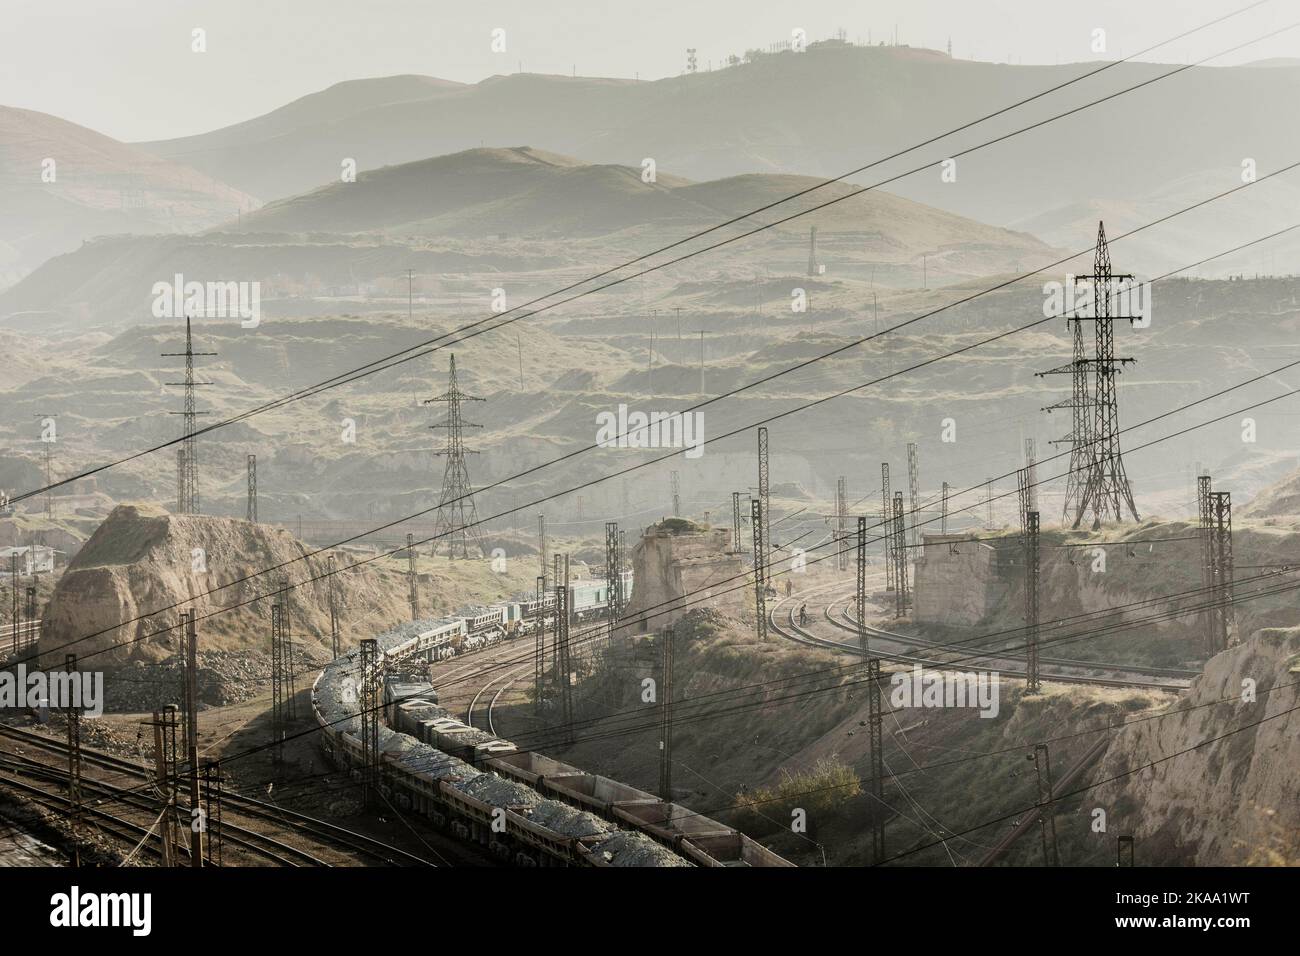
[131,45,1300,247]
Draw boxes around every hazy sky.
[3,0,1297,141]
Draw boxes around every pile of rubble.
[103,650,291,712]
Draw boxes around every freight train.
[310,612,792,867]
[406,571,633,661]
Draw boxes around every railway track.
[459,623,607,735]
[0,757,169,863]
[0,724,435,866]
[0,751,319,866]
[771,581,1193,692]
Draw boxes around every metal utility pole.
[162,316,216,515]
[406,533,419,620]
[1032,744,1061,866]
[890,492,910,618]
[533,575,545,712]
[34,414,56,519]
[647,331,656,395]
[182,615,201,866]
[881,463,894,591]
[279,582,296,719]
[906,443,920,549]
[856,517,868,655]
[691,330,707,393]
[9,554,17,653]
[670,471,681,517]
[152,706,181,867]
[200,760,223,866]
[984,477,996,531]
[836,477,848,571]
[537,514,548,589]
[1209,491,1234,653]
[326,554,341,659]
[659,625,675,801]
[65,653,83,866]
[866,658,885,864]
[553,555,574,742]
[1024,511,1041,695]
[1017,467,1031,536]
[176,612,191,756]
[358,639,381,808]
[246,454,257,523]
[1197,475,1215,654]
[1024,438,1038,513]
[533,573,548,710]
[426,354,486,558]
[731,492,742,553]
[758,427,771,571]
[751,498,767,643]
[1075,222,1140,529]
[941,481,950,535]
[270,603,288,763]
[605,522,621,646]
[1117,835,1135,866]
[807,225,818,276]
[24,587,36,651]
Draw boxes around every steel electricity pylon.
[162,316,216,515]
[1038,297,1092,525]
[426,354,486,558]
[1075,222,1140,529]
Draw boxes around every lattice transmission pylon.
[162,316,216,515]
[426,354,486,558]
[1075,222,1140,529]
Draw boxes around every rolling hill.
[0,146,1056,330]
[0,106,257,288]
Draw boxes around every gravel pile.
[393,742,475,782]
[456,772,538,808]
[589,831,690,867]
[105,650,279,712]
[527,801,612,838]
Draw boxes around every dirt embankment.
[38,503,412,668]
[547,605,1164,866]
[620,521,745,634]
[917,519,1300,669]
[1088,626,1300,865]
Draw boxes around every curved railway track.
[771,581,1193,692]
[460,624,607,736]
[0,724,435,866]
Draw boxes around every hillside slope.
[0,146,1055,330]
[1090,627,1300,864]
[0,106,256,288]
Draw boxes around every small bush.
[732,757,860,833]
